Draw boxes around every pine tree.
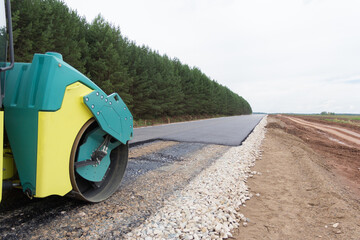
[11,0,252,119]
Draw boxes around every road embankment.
[0,116,267,239]
[233,116,360,239]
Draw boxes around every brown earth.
[285,116,360,146]
[233,115,360,240]
[294,115,360,132]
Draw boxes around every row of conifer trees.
[11,0,252,119]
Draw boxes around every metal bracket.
[83,91,133,144]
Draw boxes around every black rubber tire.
[69,119,128,203]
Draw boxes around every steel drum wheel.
[69,118,128,202]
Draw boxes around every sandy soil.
[233,115,360,239]
[285,116,360,146]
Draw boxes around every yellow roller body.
[0,111,3,202]
[35,82,93,198]
[3,149,16,179]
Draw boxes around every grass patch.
[288,114,360,127]
[133,114,228,128]
[320,115,360,126]
[320,115,360,121]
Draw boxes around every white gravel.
[126,116,267,240]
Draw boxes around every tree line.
[10,0,252,119]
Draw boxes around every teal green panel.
[84,91,133,144]
[3,52,99,195]
[4,108,37,195]
[4,52,100,111]
[76,128,120,182]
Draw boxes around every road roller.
[0,0,133,203]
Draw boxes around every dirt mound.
[277,115,360,196]
[233,116,360,239]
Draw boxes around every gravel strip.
[0,143,229,239]
[125,116,267,239]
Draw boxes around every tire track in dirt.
[232,116,360,240]
[285,116,360,146]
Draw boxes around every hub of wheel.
[69,119,128,202]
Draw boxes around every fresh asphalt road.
[130,114,265,146]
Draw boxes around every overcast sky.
[62,0,360,114]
